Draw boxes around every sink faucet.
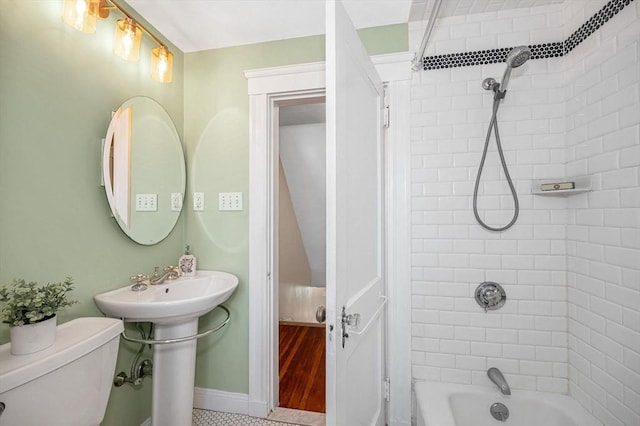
[487,367,511,395]
[149,266,181,285]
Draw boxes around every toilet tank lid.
[0,317,123,394]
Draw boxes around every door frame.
[245,52,412,426]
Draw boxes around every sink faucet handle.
[130,274,150,283]
[164,265,181,279]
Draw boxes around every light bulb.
[151,45,174,83]
[62,0,98,33]
[113,18,142,62]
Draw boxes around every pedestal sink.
[94,270,238,426]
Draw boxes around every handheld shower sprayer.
[474,46,532,232]
[483,46,532,98]
[499,46,532,93]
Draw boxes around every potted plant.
[0,277,77,355]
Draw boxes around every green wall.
[1,0,406,421]
[185,24,407,393]
[0,1,184,425]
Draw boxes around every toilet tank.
[0,317,123,426]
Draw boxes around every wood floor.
[278,323,326,413]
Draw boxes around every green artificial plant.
[0,277,77,327]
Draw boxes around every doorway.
[246,57,411,424]
[276,98,327,414]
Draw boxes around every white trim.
[372,52,413,82]
[244,62,324,96]
[193,387,250,415]
[247,52,411,420]
[244,52,412,96]
[386,79,412,426]
[139,417,151,426]
[248,92,271,418]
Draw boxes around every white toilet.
[0,317,123,426]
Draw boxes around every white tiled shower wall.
[409,1,639,425]
[564,1,640,425]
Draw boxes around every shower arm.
[411,0,443,71]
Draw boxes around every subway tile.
[535,316,567,332]
[606,319,640,353]
[603,123,639,152]
[619,101,640,129]
[623,387,640,418]
[605,246,640,269]
[589,226,622,246]
[621,268,640,292]
[441,368,472,384]
[470,341,502,357]
[623,347,640,375]
[424,353,456,368]
[536,346,567,362]
[486,357,520,374]
[607,356,640,395]
[602,167,639,189]
[454,326,486,342]
[486,328,518,344]
[519,300,552,315]
[621,229,640,249]
[606,394,640,426]
[592,401,625,426]
[439,311,470,326]
[619,145,640,169]
[503,344,536,360]
[521,360,553,376]
[588,151,619,173]
[620,187,640,207]
[455,355,486,370]
[537,377,568,393]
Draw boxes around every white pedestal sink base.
[152,320,199,426]
[93,271,239,426]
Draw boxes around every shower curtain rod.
[411,0,444,71]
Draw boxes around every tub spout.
[487,367,511,395]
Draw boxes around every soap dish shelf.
[531,177,592,196]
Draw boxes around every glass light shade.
[151,46,174,83]
[113,18,142,62]
[62,0,99,33]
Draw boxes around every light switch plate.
[136,194,157,211]
[218,192,243,211]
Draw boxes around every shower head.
[499,46,532,94]
[506,46,532,68]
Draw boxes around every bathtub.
[414,382,602,426]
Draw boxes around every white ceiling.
[126,0,412,52]
[124,0,565,53]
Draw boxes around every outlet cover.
[193,192,205,211]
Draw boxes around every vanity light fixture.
[62,0,174,84]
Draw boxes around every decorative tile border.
[422,0,635,70]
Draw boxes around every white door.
[325,1,386,425]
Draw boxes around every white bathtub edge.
[414,381,603,426]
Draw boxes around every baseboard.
[139,417,151,426]
[193,387,250,415]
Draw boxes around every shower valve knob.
[475,281,506,312]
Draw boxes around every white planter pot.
[10,315,57,355]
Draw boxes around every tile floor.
[192,408,325,426]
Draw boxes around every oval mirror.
[102,96,185,245]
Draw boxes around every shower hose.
[473,95,519,231]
